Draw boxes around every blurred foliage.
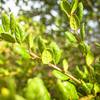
[0,0,100,100]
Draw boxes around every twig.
[29,50,81,84]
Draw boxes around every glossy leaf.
[57,80,79,100]
[70,15,80,30]
[71,0,78,14]
[77,2,84,22]
[86,51,94,66]
[25,77,51,100]
[65,31,77,43]
[0,32,15,43]
[15,23,24,43]
[10,13,16,34]
[63,59,68,73]
[52,70,69,80]
[50,42,62,64]
[60,0,71,17]
[80,23,85,41]
[94,83,100,95]
[0,25,4,34]
[42,49,52,64]
[2,13,10,32]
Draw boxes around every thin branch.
[29,50,81,84]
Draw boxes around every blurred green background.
[0,0,100,100]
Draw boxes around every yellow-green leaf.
[65,31,77,43]
[80,23,85,41]
[15,23,24,43]
[57,80,79,100]
[71,0,78,14]
[50,42,62,64]
[52,70,69,80]
[26,77,51,100]
[1,32,15,43]
[77,2,84,22]
[2,13,10,32]
[42,49,52,64]
[70,15,80,30]
[60,0,71,17]
[86,51,94,66]
[0,25,4,34]
[63,59,68,73]
[10,13,16,34]
[94,83,100,95]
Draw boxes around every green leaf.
[28,33,34,49]
[76,66,84,78]
[86,51,94,66]
[0,32,15,43]
[63,59,68,73]
[71,0,78,14]
[57,80,79,100]
[14,44,30,59]
[42,49,52,64]
[10,13,16,34]
[15,95,25,100]
[2,13,10,32]
[25,77,51,100]
[52,70,69,80]
[80,23,85,41]
[81,81,93,94]
[78,42,90,55]
[50,42,62,64]
[65,31,77,43]
[60,0,71,17]
[94,83,100,95]
[70,15,80,30]
[77,2,84,22]
[37,36,47,53]
[0,25,4,34]
[76,66,89,79]
[15,23,24,43]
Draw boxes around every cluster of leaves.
[0,0,100,100]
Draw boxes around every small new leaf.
[42,49,52,64]
[63,59,68,73]
[10,13,16,34]
[71,0,78,14]
[80,23,85,41]
[50,42,62,64]
[60,0,71,17]
[15,23,24,43]
[70,15,80,30]
[1,32,15,43]
[86,51,94,66]
[77,2,84,22]
[0,25,4,34]
[94,83,100,95]
[65,31,77,43]
[2,13,10,32]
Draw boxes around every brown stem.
[29,50,81,84]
